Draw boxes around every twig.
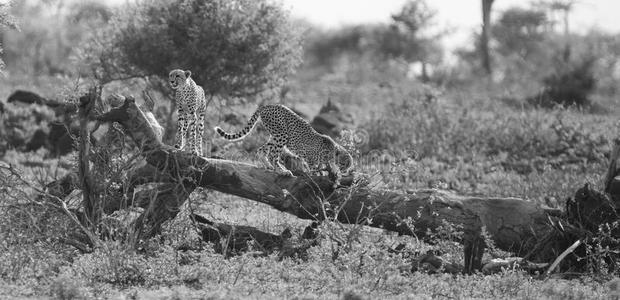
[545,239,582,276]
[232,258,247,285]
[58,237,92,254]
[141,90,155,112]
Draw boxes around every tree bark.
[481,0,494,75]
[191,213,298,257]
[78,87,102,228]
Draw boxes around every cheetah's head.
[168,69,191,90]
[323,135,353,173]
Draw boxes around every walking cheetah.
[169,69,206,156]
[214,104,353,181]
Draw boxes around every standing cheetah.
[169,69,206,156]
[214,104,353,181]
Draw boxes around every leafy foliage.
[530,56,597,107]
[1,0,108,76]
[0,2,17,29]
[87,0,302,97]
[303,0,442,73]
[303,25,373,69]
[384,0,442,63]
[0,1,18,71]
[492,7,548,59]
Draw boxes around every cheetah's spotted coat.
[169,69,206,156]
[214,104,353,180]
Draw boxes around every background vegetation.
[1,0,620,299]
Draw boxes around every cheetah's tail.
[214,106,262,141]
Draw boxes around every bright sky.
[280,0,620,51]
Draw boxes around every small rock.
[311,99,354,138]
[7,90,46,105]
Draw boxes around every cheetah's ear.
[184,70,192,78]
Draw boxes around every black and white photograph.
[1,0,620,298]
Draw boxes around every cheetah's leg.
[269,148,294,177]
[257,139,275,169]
[270,136,294,177]
[196,107,205,156]
[187,108,198,155]
[174,109,189,151]
[282,147,311,173]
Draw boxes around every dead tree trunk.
[480,0,494,75]
[78,87,102,228]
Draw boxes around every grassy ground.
[1,68,620,299]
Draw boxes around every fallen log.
[191,213,294,257]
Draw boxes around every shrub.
[584,221,620,275]
[302,0,443,76]
[2,1,107,76]
[492,7,547,60]
[87,0,302,97]
[529,57,597,108]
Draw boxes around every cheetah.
[168,69,206,156]
[214,104,353,181]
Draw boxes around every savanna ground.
[2,0,620,299]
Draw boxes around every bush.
[529,57,597,108]
[302,0,443,76]
[2,1,107,76]
[88,0,301,97]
